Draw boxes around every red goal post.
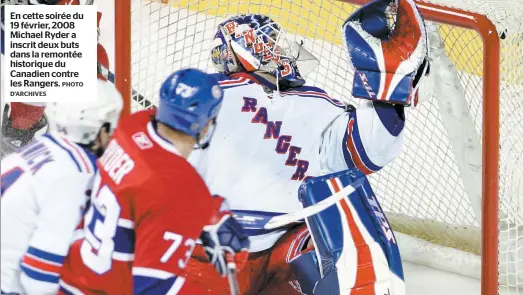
[110,1,503,294]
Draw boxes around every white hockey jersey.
[189,73,406,252]
[0,132,96,295]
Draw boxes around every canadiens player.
[0,78,123,295]
[185,0,430,294]
[58,68,250,295]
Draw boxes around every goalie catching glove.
[199,198,250,277]
[343,0,430,106]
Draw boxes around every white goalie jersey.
[189,73,406,252]
[0,132,96,295]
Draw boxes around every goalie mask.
[343,0,430,106]
[211,14,319,90]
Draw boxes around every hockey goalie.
[185,0,430,294]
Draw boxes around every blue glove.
[342,0,430,106]
[200,210,250,277]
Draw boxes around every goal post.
[113,0,131,117]
[106,0,523,294]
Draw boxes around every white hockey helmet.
[45,79,124,145]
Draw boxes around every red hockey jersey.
[59,110,221,295]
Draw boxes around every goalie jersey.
[1,133,96,295]
[59,110,222,295]
[189,73,406,252]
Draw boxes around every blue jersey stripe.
[286,93,345,109]
[27,247,64,264]
[342,114,383,173]
[43,135,82,172]
[133,275,179,295]
[20,264,60,284]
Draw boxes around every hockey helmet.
[211,14,319,89]
[45,78,123,146]
[156,68,223,138]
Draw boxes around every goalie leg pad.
[298,168,405,294]
[289,250,322,295]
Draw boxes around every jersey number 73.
[80,173,196,275]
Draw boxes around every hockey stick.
[263,184,357,230]
[225,254,241,295]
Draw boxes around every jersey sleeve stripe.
[342,117,383,175]
[60,136,95,174]
[218,76,247,85]
[133,268,185,295]
[166,277,185,295]
[26,246,65,264]
[59,279,85,295]
[218,77,252,89]
[113,252,135,261]
[20,263,60,284]
[281,90,345,108]
[43,135,82,172]
[132,267,175,279]
[22,254,61,274]
[118,218,135,228]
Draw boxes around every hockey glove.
[200,211,250,277]
[342,0,430,106]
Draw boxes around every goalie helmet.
[45,78,123,147]
[211,14,319,90]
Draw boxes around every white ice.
[404,262,480,295]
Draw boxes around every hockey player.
[183,0,429,294]
[0,78,124,295]
[58,68,250,295]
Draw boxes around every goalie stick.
[263,183,358,230]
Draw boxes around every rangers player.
[0,78,123,295]
[184,0,430,294]
[58,69,250,295]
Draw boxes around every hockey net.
[108,0,523,294]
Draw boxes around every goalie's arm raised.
[320,0,431,175]
[320,100,405,175]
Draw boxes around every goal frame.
[113,1,501,294]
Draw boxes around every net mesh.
[129,0,523,293]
